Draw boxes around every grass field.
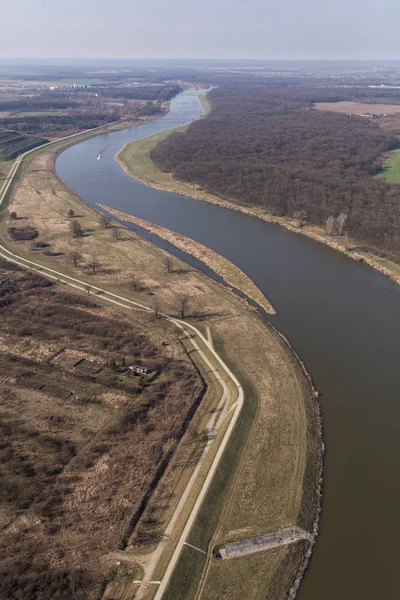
[162,317,319,600]
[117,126,190,191]
[10,110,67,118]
[198,541,307,600]
[315,101,400,115]
[358,251,400,276]
[376,151,400,183]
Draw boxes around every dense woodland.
[152,84,400,255]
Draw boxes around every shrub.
[8,226,38,241]
[69,221,83,237]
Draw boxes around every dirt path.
[0,153,245,600]
[127,356,231,600]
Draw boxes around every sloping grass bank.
[376,151,400,184]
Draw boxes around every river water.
[56,90,400,600]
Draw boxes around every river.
[56,90,400,600]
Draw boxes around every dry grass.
[211,315,308,538]
[99,204,275,314]
[0,261,203,600]
[199,542,307,600]
[3,144,247,321]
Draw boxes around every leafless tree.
[130,274,144,292]
[293,209,307,228]
[325,215,335,236]
[101,214,112,228]
[153,300,160,320]
[337,212,348,236]
[178,295,190,318]
[164,256,173,274]
[87,256,101,274]
[112,227,122,241]
[70,220,83,237]
[70,250,82,267]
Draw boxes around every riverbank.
[117,130,400,287]
[1,102,321,599]
[98,203,276,315]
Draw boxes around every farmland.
[314,100,400,115]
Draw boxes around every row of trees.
[151,83,400,256]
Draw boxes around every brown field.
[0,260,203,600]
[314,101,400,115]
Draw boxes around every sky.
[2,0,400,61]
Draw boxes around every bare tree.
[70,250,82,267]
[112,227,122,241]
[87,256,101,274]
[67,208,75,217]
[70,220,83,238]
[164,256,173,274]
[325,215,335,236]
[178,295,190,318]
[153,300,160,320]
[337,212,348,236]
[293,209,307,228]
[101,214,112,228]
[130,274,144,292]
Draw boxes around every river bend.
[56,90,400,600]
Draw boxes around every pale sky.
[2,0,400,60]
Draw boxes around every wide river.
[57,90,400,599]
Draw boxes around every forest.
[151,84,400,256]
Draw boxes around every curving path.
[0,139,244,600]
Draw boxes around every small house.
[128,365,149,375]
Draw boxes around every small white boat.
[97,154,101,160]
